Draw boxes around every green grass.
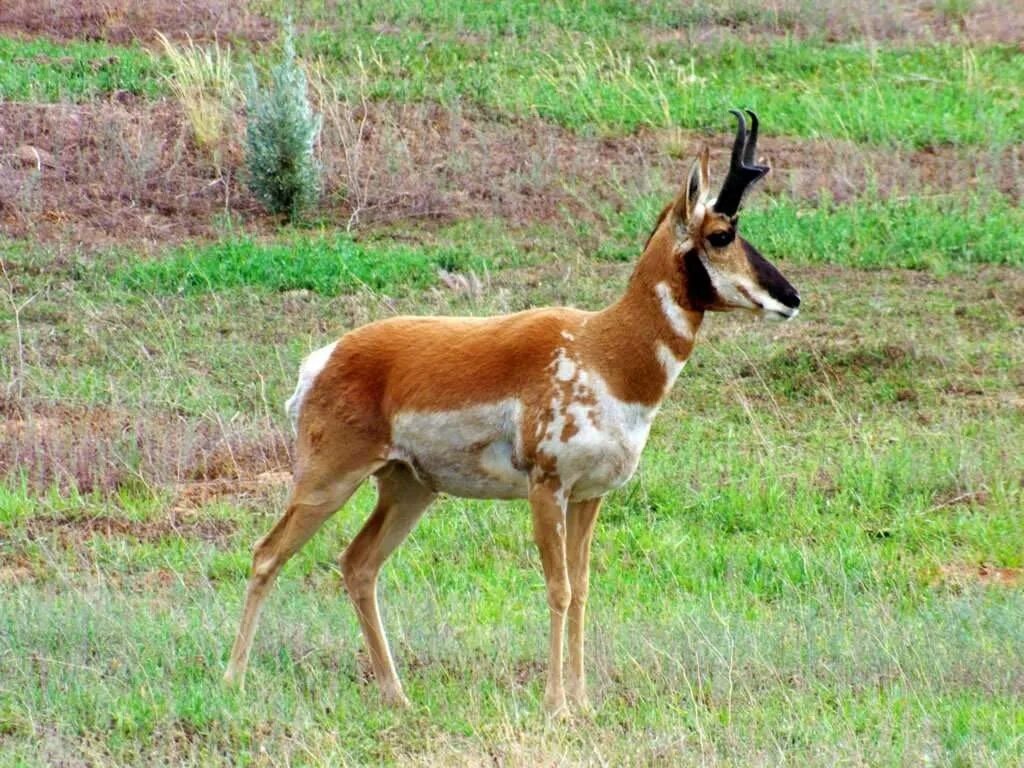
[309,33,1024,145]
[3,3,1024,764]
[0,36,165,101]
[272,0,984,44]
[2,193,1021,419]
[3,243,1023,765]
[2,275,1022,762]
[589,192,1024,269]
[115,232,494,296]
[3,29,1022,148]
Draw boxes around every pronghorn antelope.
[224,110,800,714]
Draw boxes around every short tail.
[285,340,339,433]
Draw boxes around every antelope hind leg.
[340,462,435,708]
[224,467,375,689]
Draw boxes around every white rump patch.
[655,282,694,339]
[285,340,338,432]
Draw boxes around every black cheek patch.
[682,248,718,310]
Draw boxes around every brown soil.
[0,0,275,44]
[0,399,291,495]
[937,563,1023,587]
[650,0,1024,45]
[22,509,237,544]
[0,100,269,247]
[315,101,1024,229]
[3,100,1021,249]
[172,471,291,510]
[930,488,992,510]
[0,553,36,583]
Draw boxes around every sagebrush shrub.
[243,23,321,221]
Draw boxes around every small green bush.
[243,22,321,221]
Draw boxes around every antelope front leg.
[528,480,571,715]
[566,497,602,708]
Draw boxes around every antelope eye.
[707,230,735,249]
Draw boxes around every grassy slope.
[2,2,1023,766]
[312,35,1024,145]
[3,31,1022,146]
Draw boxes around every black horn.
[713,109,769,217]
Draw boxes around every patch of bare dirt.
[0,0,275,45]
[0,100,263,246]
[0,399,291,495]
[937,563,1023,588]
[318,101,1024,230]
[0,554,36,583]
[22,509,237,544]
[650,0,1024,45]
[679,130,1024,205]
[930,488,991,510]
[172,470,291,510]
[2,99,1022,249]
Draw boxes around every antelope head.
[672,110,800,320]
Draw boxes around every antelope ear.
[672,146,710,231]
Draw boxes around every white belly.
[389,400,530,499]
[387,385,657,503]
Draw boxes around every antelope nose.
[780,285,800,309]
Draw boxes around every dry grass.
[154,31,237,174]
[21,510,238,545]
[0,399,291,495]
[0,101,259,246]
[309,54,392,231]
[648,0,1024,45]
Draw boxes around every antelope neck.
[578,237,704,407]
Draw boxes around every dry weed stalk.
[308,53,384,231]
[1,257,37,400]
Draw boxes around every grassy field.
[1,1,1023,766]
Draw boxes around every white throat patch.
[655,341,686,390]
[654,282,694,340]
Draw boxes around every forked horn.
[712,109,769,217]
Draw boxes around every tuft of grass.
[154,31,237,173]
[522,41,1024,145]
[746,194,1024,269]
